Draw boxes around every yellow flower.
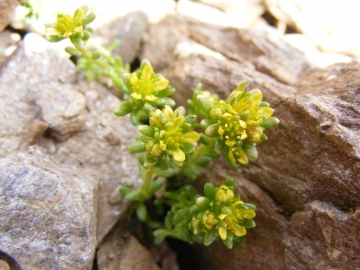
[130,65,169,102]
[201,210,217,230]
[146,106,200,162]
[215,185,234,203]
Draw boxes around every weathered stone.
[177,0,264,29]
[0,0,19,31]
[0,33,141,245]
[97,226,160,270]
[93,11,148,64]
[263,0,360,58]
[141,14,314,86]
[0,148,98,270]
[0,30,20,66]
[142,13,360,269]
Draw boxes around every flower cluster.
[153,178,256,249]
[45,6,95,49]
[128,106,200,169]
[198,81,279,168]
[115,60,176,124]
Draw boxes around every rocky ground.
[0,0,359,269]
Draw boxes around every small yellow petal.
[173,117,185,127]
[225,139,236,147]
[227,104,236,114]
[182,132,200,144]
[218,214,227,220]
[150,143,163,157]
[218,126,225,136]
[130,73,138,86]
[172,148,185,162]
[159,140,167,151]
[142,65,153,80]
[131,92,142,100]
[232,226,246,237]
[163,105,173,121]
[222,113,233,121]
[239,120,247,129]
[145,95,157,102]
[154,78,169,90]
[219,226,227,240]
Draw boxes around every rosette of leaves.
[128,105,200,171]
[114,60,176,124]
[45,5,95,50]
[198,80,279,168]
[154,178,256,249]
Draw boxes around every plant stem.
[142,165,155,197]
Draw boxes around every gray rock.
[0,148,98,270]
[93,11,148,64]
[263,0,360,58]
[0,33,141,245]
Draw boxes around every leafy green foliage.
[47,6,280,250]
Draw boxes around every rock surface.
[0,32,141,265]
[0,0,19,31]
[0,148,98,270]
[97,225,160,270]
[141,13,360,269]
[263,0,360,58]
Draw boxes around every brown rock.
[0,0,19,31]
[97,227,160,270]
[142,13,360,269]
[141,14,314,86]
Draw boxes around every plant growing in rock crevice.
[46,6,279,250]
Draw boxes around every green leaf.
[154,158,169,171]
[197,95,213,115]
[119,186,133,196]
[47,35,64,42]
[108,40,120,52]
[83,13,96,25]
[223,178,235,187]
[242,219,256,228]
[196,196,210,209]
[144,156,159,167]
[124,189,143,201]
[65,46,79,56]
[180,123,191,133]
[110,72,127,92]
[222,237,233,249]
[136,203,148,222]
[244,203,257,211]
[70,35,84,50]
[153,228,169,244]
[181,143,195,154]
[177,209,191,219]
[243,143,258,159]
[148,179,164,196]
[190,205,202,215]
[205,124,220,137]
[260,117,280,129]
[204,183,216,200]
[186,185,199,200]
[184,115,197,125]
[138,125,155,137]
[196,156,212,166]
[81,30,91,41]
[199,134,210,145]
[203,230,217,246]
[155,168,174,178]
[128,141,146,153]
[158,87,176,97]
[114,100,133,116]
[91,51,101,59]
[260,101,270,107]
